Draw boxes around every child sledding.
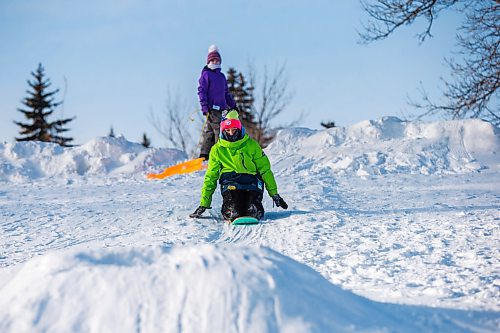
[190,110,287,223]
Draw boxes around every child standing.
[197,45,236,160]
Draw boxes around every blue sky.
[0,0,463,146]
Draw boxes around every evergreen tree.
[226,68,267,143]
[141,133,151,148]
[109,126,115,137]
[14,63,75,146]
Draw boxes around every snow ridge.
[1,245,497,333]
[0,136,186,182]
[1,118,498,183]
[0,117,499,332]
[268,117,499,176]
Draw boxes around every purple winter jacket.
[197,66,236,115]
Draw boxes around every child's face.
[209,59,221,65]
[224,128,238,136]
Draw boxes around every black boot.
[246,203,263,220]
[221,191,240,222]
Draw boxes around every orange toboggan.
[146,158,207,180]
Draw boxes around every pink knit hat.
[207,44,221,64]
[220,118,242,132]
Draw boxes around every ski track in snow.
[1,169,498,312]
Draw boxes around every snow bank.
[0,244,496,333]
[1,117,499,332]
[0,136,187,182]
[268,117,499,176]
[1,118,498,182]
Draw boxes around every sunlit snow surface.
[0,118,498,332]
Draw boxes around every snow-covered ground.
[0,117,498,332]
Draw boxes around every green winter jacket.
[200,134,278,207]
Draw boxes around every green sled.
[232,216,260,225]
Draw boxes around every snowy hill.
[268,117,499,176]
[0,117,499,332]
[1,117,497,182]
[1,245,497,333]
[0,135,187,182]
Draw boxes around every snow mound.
[1,118,498,183]
[0,244,496,333]
[0,136,187,182]
[268,117,499,176]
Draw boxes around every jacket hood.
[218,134,249,149]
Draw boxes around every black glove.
[189,206,210,218]
[272,194,288,209]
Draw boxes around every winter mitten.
[190,206,209,218]
[272,194,288,209]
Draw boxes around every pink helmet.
[220,118,242,132]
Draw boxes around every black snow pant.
[221,190,264,222]
[219,172,265,221]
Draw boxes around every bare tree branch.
[410,2,500,125]
[248,63,295,146]
[361,0,499,125]
[149,90,202,156]
[359,0,461,43]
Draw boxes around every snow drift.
[268,117,499,176]
[0,118,498,183]
[0,245,497,333]
[0,135,186,182]
[1,117,499,333]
